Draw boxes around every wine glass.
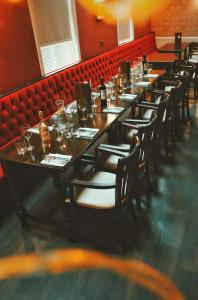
[55,115,65,142]
[21,123,33,151]
[91,90,99,112]
[78,98,87,121]
[65,106,74,123]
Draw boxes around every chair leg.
[152,143,161,175]
[134,177,142,210]
[128,198,137,220]
[116,220,128,254]
[169,121,175,154]
[194,78,198,99]
[163,131,169,157]
[116,210,129,253]
[70,205,79,242]
[145,163,152,208]
[186,98,191,119]
[182,102,186,124]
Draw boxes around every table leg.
[1,161,29,228]
[184,49,187,60]
[52,173,71,237]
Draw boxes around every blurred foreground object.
[0,248,185,300]
[78,0,171,23]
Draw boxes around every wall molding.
[156,36,198,48]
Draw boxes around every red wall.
[134,18,151,39]
[76,1,151,60]
[151,0,198,36]
[0,0,152,94]
[0,0,41,95]
[75,1,118,60]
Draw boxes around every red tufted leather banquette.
[0,33,156,180]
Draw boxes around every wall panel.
[151,0,198,37]
[0,0,41,95]
[134,18,151,39]
[0,0,152,94]
[75,1,118,60]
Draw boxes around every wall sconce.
[96,15,104,22]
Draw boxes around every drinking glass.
[91,91,99,113]
[65,106,74,123]
[106,84,111,104]
[21,123,33,151]
[78,98,87,121]
[55,115,65,142]
[108,79,116,101]
[15,138,27,156]
[64,123,74,139]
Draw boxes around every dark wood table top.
[159,43,190,53]
[0,70,165,174]
[147,52,177,63]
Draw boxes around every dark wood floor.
[0,96,198,299]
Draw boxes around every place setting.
[135,81,151,87]
[102,106,124,113]
[118,93,137,101]
[40,153,72,167]
[73,127,99,139]
[143,73,159,78]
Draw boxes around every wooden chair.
[96,115,158,209]
[157,73,186,132]
[176,65,195,119]
[68,145,140,252]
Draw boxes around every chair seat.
[76,171,116,209]
[143,109,153,119]
[103,146,130,171]
[165,86,174,92]
[189,57,198,63]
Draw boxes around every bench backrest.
[0,33,156,150]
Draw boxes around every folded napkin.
[28,126,54,134]
[40,153,72,167]
[119,94,137,101]
[103,107,124,113]
[74,127,99,139]
[135,81,150,87]
[143,74,159,78]
[189,58,198,63]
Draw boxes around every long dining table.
[0,69,165,237]
[146,52,177,70]
[158,42,190,61]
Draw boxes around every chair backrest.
[176,64,194,89]
[154,92,169,133]
[115,145,139,205]
[175,71,191,101]
[136,115,157,164]
[158,78,183,110]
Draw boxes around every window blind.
[28,0,71,46]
